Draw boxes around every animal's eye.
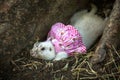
[41,47,45,51]
[49,48,52,51]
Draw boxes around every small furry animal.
[30,23,86,61]
[70,4,105,49]
[30,4,105,61]
[30,41,56,60]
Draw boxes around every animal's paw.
[53,52,68,61]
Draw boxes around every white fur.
[30,41,56,60]
[70,4,105,49]
[30,41,68,60]
[53,52,68,61]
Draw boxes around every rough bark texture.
[90,0,120,64]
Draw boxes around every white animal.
[70,4,105,49]
[30,41,56,60]
[30,41,68,60]
[30,4,105,61]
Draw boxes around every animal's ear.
[33,41,40,47]
[47,37,52,41]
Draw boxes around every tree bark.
[90,0,120,64]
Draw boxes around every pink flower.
[47,22,86,56]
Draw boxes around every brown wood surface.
[90,0,120,64]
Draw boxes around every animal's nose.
[30,50,35,56]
